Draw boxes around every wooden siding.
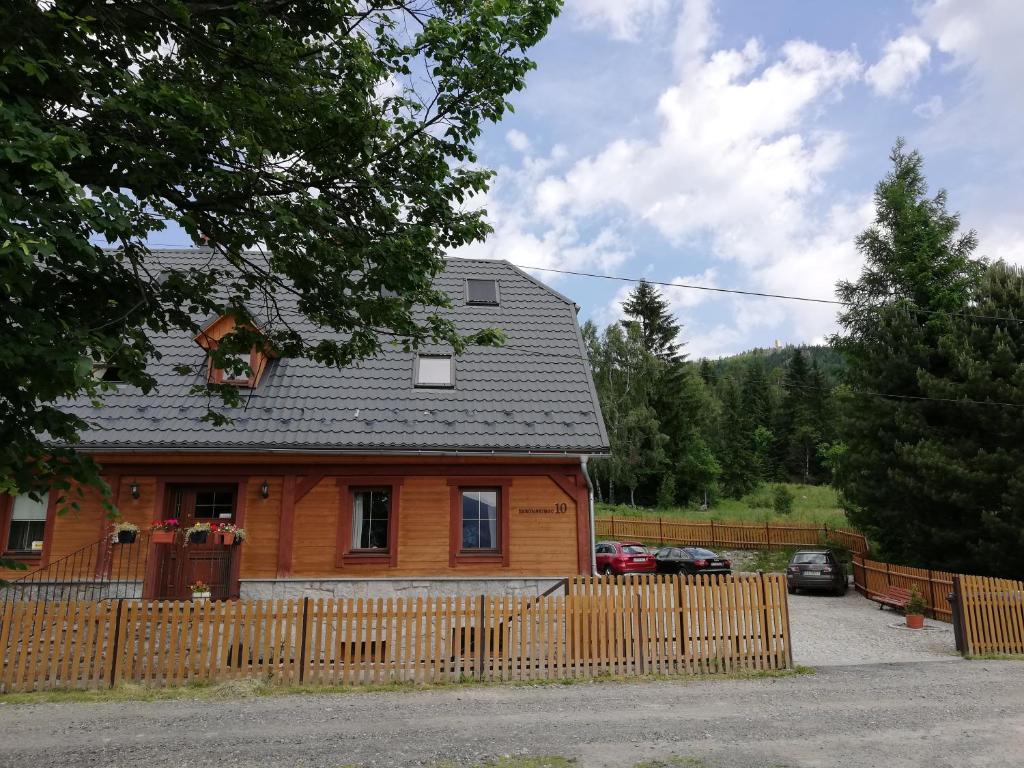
[2,458,587,583]
[290,474,580,577]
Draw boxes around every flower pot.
[116,530,138,544]
[191,592,211,601]
[152,530,175,544]
[215,531,235,546]
[906,613,925,629]
[232,537,243,546]
[188,530,209,545]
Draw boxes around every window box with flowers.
[111,522,139,544]
[184,522,212,545]
[150,519,180,544]
[213,522,247,546]
[190,580,211,601]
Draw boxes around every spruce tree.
[621,281,683,361]
[833,140,984,570]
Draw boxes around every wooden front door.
[153,485,239,600]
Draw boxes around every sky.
[147,0,1024,359]
[448,0,1024,357]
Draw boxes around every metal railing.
[0,532,150,608]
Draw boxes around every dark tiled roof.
[66,250,609,455]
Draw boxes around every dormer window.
[415,354,454,388]
[193,314,274,389]
[91,364,123,383]
[466,279,498,306]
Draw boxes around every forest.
[583,142,1024,579]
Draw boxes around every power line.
[513,264,1024,327]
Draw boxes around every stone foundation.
[239,576,568,600]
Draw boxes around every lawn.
[597,483,848,528]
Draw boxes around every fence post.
[765,522,771,548]
[659,517,664,546]
[757,572,771,663]
[951,576,968,656]
[476,595,486,680]
[297,597,310,684]
[636,593,646,674]
[610,516,616,539]
[710,519,716,548]
[108,599,125,689]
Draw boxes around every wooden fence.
[851,554,955,621]
[597,516,869,556]
[957,575,1024,656]
[0,574,791,693]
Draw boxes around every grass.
[598,483,848,527]
[0,666,813,706]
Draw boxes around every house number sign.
[516,502,569,514]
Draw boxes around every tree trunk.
[630,486,636,508]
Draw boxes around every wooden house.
[0,251,609,600]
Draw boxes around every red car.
[595,540,656,576]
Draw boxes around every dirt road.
[1,660,1021,767]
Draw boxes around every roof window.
[415,354,454,388]
[466,279,499,306]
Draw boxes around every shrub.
[772,485,795,515]
[656,475,677,508]
[906,585,927,615]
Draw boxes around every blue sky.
[150,0,1024,359]
[450,0,1024,357]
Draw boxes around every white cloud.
[914,95,944,119]
[534,9,862,267]
[916,0,1024,148]
[506,129,531,153]
[865,35,930,97]
[566,0,671,42]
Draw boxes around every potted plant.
[189,580,211,601]
[150,518,180,544]
[214,522,247,545]
[905,585,926,629]
[184,522,212,545]
[112,521,139,544]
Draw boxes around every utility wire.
[512,263,1024,327]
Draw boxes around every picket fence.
[851,554,955,621]
[597,516,868,556]
[957,574,1024,656]
[0,574,791,693]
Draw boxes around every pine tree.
[833,140,985,571]
[621,281,683,361]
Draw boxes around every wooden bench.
[876,586,912,612]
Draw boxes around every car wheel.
[602,565,615,577]
[788,586,797,595]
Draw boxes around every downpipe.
[581,455,596,575]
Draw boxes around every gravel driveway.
[1,660,1021,767]
[788,588,958,666]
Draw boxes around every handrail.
[0,531,150,608]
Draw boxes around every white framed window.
[7,493,48,553]
[351,489,391,550]
[415,354,454,387]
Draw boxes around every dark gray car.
[786,549,847,595]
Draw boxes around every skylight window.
[415,355,454,388]
[466,279,499,305]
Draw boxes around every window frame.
[336,478,403,567]
[465,278,500,306]
[1,492,57,567]
[447,479,511,567]
[413,354,455,388]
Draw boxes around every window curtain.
[351,492,365,549]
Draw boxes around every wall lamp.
[260,480,270,499]
[130,482,140,499]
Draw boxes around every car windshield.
[684,548,718,558]
[792,552,828,564]
[622,545,647,555]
